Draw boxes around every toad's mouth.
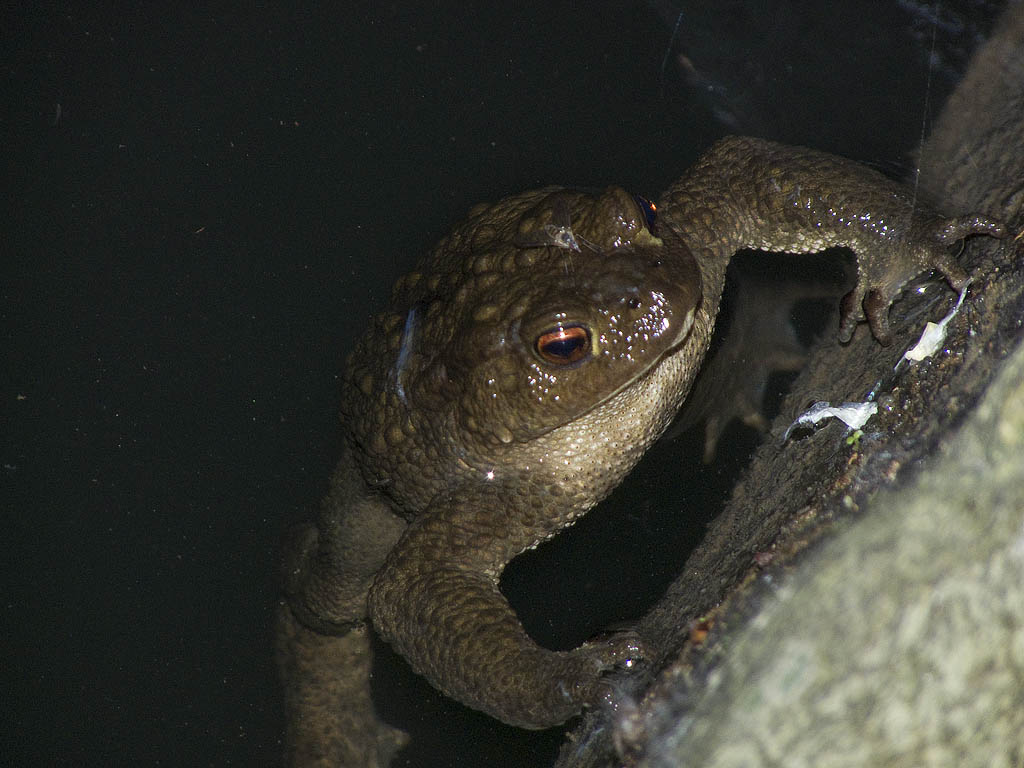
[595,304,697,406]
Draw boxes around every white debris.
[784,400,878,440]
[782,282,975,443]
[899,279,972,367]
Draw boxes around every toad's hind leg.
[275,603,407,767]
[277,451,408,767]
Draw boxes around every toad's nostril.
[628,297,642,309]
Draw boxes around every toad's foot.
[839,214,1006,345]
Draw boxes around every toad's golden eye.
[535,325,591,366]
[633,194,657,232]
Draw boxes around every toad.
[276,136,1004,766]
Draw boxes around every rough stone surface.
[639,338,1024,767]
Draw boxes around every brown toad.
[277,136,1004,766]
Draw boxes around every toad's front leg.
[368,482,644,729]
[659,136,1006,345]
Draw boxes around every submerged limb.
[276,603,407,768]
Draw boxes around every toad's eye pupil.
[536,325,590,365]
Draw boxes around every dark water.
[2,2,1002,765]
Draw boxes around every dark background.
[2,2,1002,765]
